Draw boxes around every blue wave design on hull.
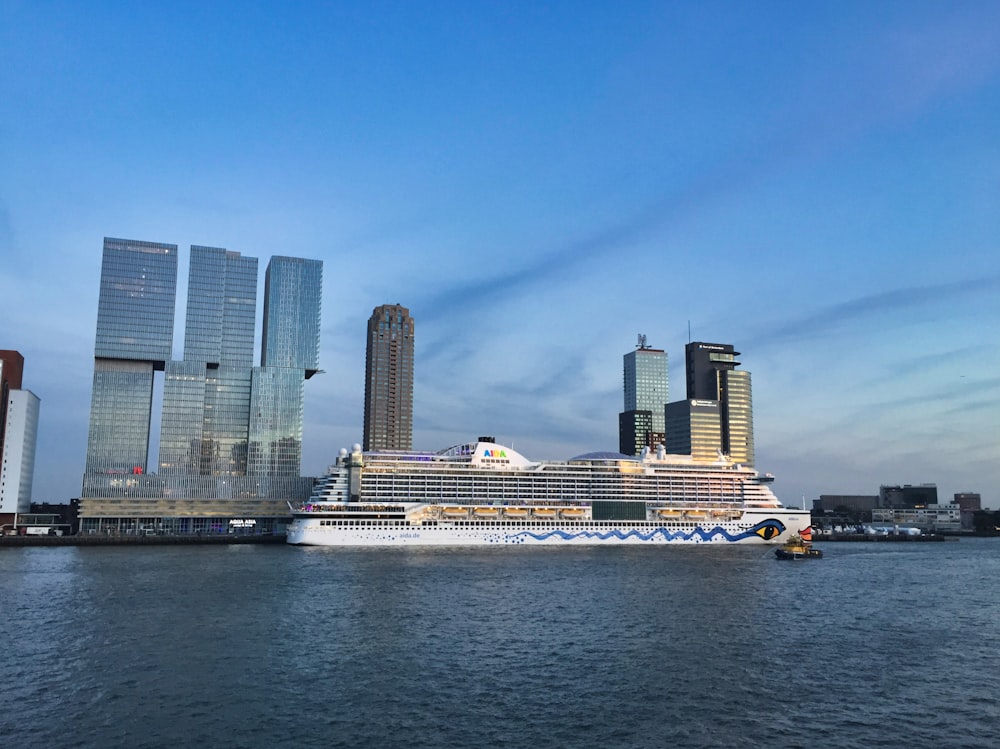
[505,519,786,544]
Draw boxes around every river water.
[1,539,998,748]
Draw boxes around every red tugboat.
[774,525,823,560]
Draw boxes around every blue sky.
[2,1,998,508]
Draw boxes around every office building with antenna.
[665,341,754,465]
[618,334,668,456]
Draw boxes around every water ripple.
[1,541,999,748]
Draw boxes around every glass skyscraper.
[81,239,322,534]
[261,256,323,374]
[619,336,668,455]
[248,256,324,478]
[665,342,755,465]
[722,368,754,466]
[85,238,178,476]
[183,246,258,367]
[159,246,258,477]
[363,304,414,451]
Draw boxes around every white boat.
[286,440,811,547]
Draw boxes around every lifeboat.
[473,507,500,519]
[504,507,529,518]
[657,509,682,518]
[533,508,557,519]
[685,510,708,520]
[442,506,468,518]
[561,508,586,519]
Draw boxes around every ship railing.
[646,502,747,513]
[293,501,417,513]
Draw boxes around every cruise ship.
[286,439,811,546]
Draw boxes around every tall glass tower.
[619,335,668,455]
[261,256,323,375]
[249,256,323,478]
[363,304,414,451]
[159,246,258,477]
[183,246,257,367]
[85,238,178,475]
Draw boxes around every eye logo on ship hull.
[751,519,786,540]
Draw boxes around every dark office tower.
[618,335,668,455]
[618,410,653,457]
[249,256,323,478]
[682,342,754,465]
[363,304,414,451]
[159,247,258,476]
[85,238,178,475]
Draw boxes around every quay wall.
[0,534,287,547]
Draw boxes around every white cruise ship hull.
[287,509,810,546]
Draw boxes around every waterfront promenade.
[0,533,286,547]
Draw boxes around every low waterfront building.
[954,493,982,530]
[880,484,938,508]
[812,494,879,515]
[871,503,962,533]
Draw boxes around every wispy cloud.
[748,275,1000,349]
[414,8,1000,326]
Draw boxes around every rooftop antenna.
[637,333,648,350]
[687,320,691,343]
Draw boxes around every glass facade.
[363,304,414,451]
[83,240,323,530]
[183,246,258,367]
[158,360,207,475]
[665,400,723,462]
[202,367,253,476]
[85,358,157,476]
[86,239,178,480]
[94,238,177,362]
[623,347,668,434]
[81,472,312,501]
[261,257,323,374]
[249,367,305,478]
[722,370,754,465]
[159,247,258,478]
[618,409,653,456]
[667,342,755,466]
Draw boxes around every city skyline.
[2,3,998,508]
